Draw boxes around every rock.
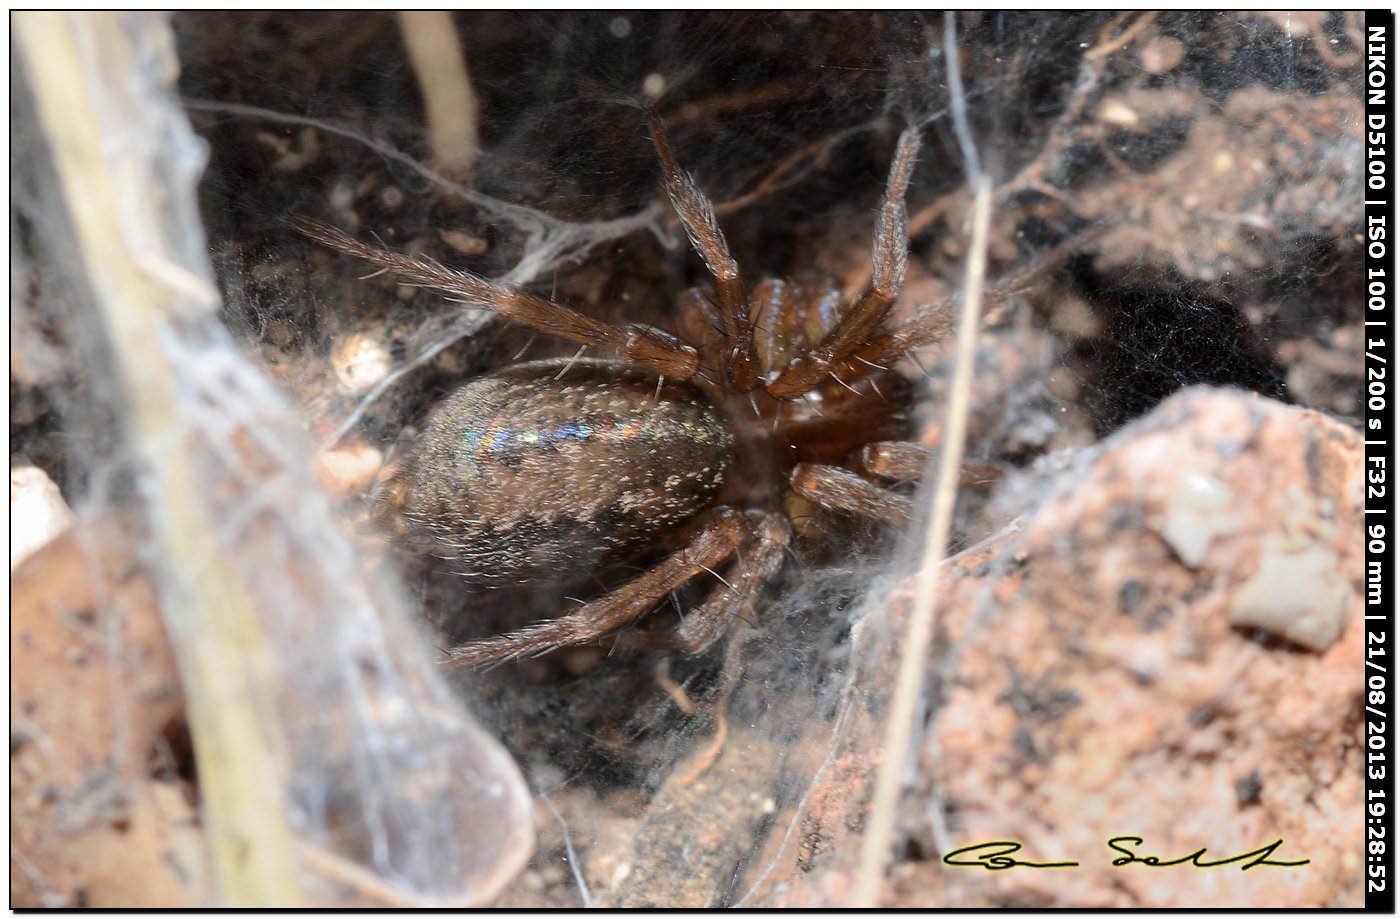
[330,329,393,393]
[746,387,1362,908]
[1228,545,1353,650]
[312,443,383,498]
[902,387,1363,907]
[10,515,201,908]
[1156,470,1236,569]
[10,462,75,569]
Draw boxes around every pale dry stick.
[397,12,479,182]
[1083,10,1159,61]
[849,175,993,907]
[14,12,303,905]
[942,13,982,179]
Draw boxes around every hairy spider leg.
[442,508,755,667]
[828,223,1110,388]
[295,218,702,381]
[789,462,913,529]
[765,127,921,400]
[649,112,760,393]
[673,286,727,383]
[854,440,936,481]
[797,438,1009,528]
[616,510,790,654]
[857,440,1003,489]
[749,278,793,378]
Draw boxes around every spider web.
[11,10,1365,908]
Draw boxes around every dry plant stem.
[397,11,479,181]
[13,11,302,905]
[850,174,992,907]
[1083,10,1159,60]
[662,79,791,130]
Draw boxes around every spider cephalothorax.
[301,115,955,666]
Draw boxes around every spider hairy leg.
[766,127,920,400]
[856,440,1003,490]
[855,441,934,481]
[441,508,750,668]
[617,510,790,654]
[749,278,797,378]
[294,218,700,380]
[648,112,759,393]
[830,223,1110,388]
[674,286,726,381]
[789,462,913,529]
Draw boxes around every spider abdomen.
[376,357,732,586]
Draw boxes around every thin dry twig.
[663,80,792,130]
[850,15,994,904]
[1083,10,1158,61]
[15,12,304,905]
[397,12,480,182]
[851,171,992,909]
[654,659,696,714]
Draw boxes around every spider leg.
[765,127,921,400]
[750,277,812,380]
[789,462,913,529]
[295,218,700,381]
[829,223,1111,387]
[649,113,759,392]
[855,441,1002,490]
[674,286,726,381]
[854,441,935,481]
[618,511,790,655]
[441,508,750,668]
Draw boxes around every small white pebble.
[1098,99,1140,129]
[642,73,666,99]
[439,228,489,256]
[328,181,355,213]
[331,330,393,393]
[1158,471,1235,569]
[10,464,74,569]
[1229,546,1352,651]
[313,444,383,499]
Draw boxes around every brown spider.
[299,114,958,668]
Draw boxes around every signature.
[943,841,1079,870]
[943,838,1309,872]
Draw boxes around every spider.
[300,114,961,668]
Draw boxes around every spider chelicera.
[300,114,961,667]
